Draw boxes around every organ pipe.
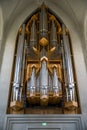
[21,40,26,87]
[61,39,68,87]
[62,24,75,101]
[30,65,36,97]
[39,3,48,46]
[53,65,59,96]
[40,57,48,99]
[30,18,37,49]
[39,4,48,38]
[50,19,57,51]
[12,24,25,101]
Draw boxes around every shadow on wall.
[84,10,87,41]
[0,5,3,73]
[0,5,3,45]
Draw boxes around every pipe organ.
[9,3,78,114]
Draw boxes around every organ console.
[9,3,78,113]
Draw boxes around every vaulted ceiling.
[0,0,87,38]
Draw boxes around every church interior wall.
[0,0,87,129]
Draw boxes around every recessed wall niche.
[7,3,80,114]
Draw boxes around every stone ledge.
[4,115,83,130]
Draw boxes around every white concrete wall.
[84,10,87,60]
[0,5,3,55]
[0,5,3,36]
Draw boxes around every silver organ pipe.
[39,3,48,46]
[61,39,69,102]
[21,40,26,87]
[59,80,62,92]
[19,40,27,102]
[36,73,40,92]
[39,4,48,37]
[48,73,52,92]
[40,57,48,100]
[12,24,25,102]
[50,19,57,50]
[61,40,68,87]
[53,65,59,96]
[30,65,36,97]
[30,18,37,49]
[62,24,75,102]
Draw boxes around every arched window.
[8,3,80,114]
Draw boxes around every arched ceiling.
[0,0,87,38]
[0,0,87,28]
[0,0,87,45]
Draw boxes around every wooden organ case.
[8,3,80,114]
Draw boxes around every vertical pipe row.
[62,24,75,101]
[12,24,25,102]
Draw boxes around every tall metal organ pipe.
[62,24,75,101]
[53,65,59,96]
[50,19,57,50]
[30,65,36,97]
[39,3,48,41]
[61,39,68,102]
[12,24,25,101]
[40,57,48,99]
[21,40,26,87]
[30,18,37,48]
[61,40,68,87]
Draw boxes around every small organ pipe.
[53,65,59,95]
[30,65,36,97]
[15,88,19,101]
[30,19,37,48]
[50,20,57,49]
